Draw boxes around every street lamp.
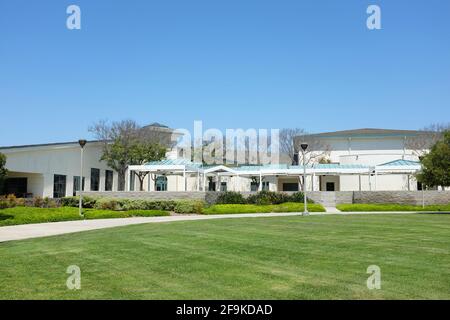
[78,139,87,217]
[300,142,309,216]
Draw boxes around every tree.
[280,128,330,190]
[89,120,173,191]
[280,128,331,165]
[129,142,167,191]
[0,153,7,195]
[405,123,450,157]
[416,131,450,188]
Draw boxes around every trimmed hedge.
[203,203,326,214]
[0,194,58,209]
[216,191,246,204]
[218,191,314,205]
[61,196,204,214]
[174,201,204,214]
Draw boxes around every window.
[417,182,423,191]
[90,168,100,191]
[220,182,227,192]
[73,176,85,196]
[130,171,135,191]
[282,183,299,192]
[105,170,114,191]
[326,182,335,192]
[3,178,27,197]
[155,176,167,191]
[250,181,268,191]
[53,175,67,198]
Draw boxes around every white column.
[197,170,200,191]
[259,172,262,191]
[358,175,362,192]
[43,174,54,198]
[203,174,207,192]
[311,173,315,191]
[216,173,220,192]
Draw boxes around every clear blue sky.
[1,0,449,146]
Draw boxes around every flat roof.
[0,141,101,150]
[300,128,423,139]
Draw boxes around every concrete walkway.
[325,206,342,213]
[0,211,418,243]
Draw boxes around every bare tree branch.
[405,123,450,157]
[280,128,331,165]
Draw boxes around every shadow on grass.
[418,212,450,215]
[0,213,14,221]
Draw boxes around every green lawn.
[0,207,169,226]
[203,202,325,214]
[337,203,450,212]
[0,214,449,299]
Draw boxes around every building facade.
[0,128,439,198]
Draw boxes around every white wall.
[2,143,117,198]
[311,135,422,191]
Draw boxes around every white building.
[0,128,432,198]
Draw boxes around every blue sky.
[1,0,449,146]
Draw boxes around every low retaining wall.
[352,191,450,206]
[80,191,450,206]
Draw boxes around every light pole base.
[302,211,309,216]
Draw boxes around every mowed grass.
[203,202,325,214]
[0,207,169,226]
[337,203,450,212]
[0,214,449,299]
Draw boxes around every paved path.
[325,206,341,213]
[0,211,417,243]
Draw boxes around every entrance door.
[326,182,335,192]
[155,176,168,191]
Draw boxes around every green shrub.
[119,199,178,211]
[63,197,206,213]
[33,196,44,208]
[216,191,246,204]
[202,202,326,214]
[6,194,18,208]
[0,200,8,209]
[61,196,97,208]
[285,192,315,204]
[42,197,58,208]
[174,201,204,214]
[15,198,26,206]
[60,197,78,207]
[246,190,287,205]
[94,198,121,211]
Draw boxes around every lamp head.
[78,139,87,148]
[300,143,309,152]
